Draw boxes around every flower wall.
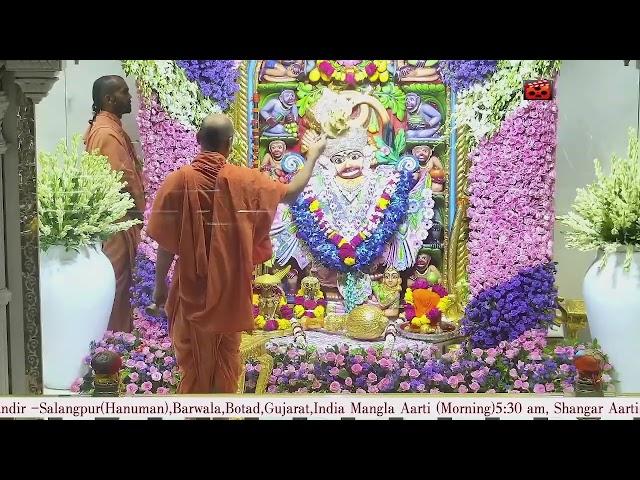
[75,60,573,395]
[449,60,560,347]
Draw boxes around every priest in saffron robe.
[84,75,145,333]
[148,114,326,393]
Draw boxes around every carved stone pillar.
[0,60,62,394]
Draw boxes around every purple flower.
[438,60,498,92]
[176,60,239,110]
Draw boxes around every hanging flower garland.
[291,170,413,272]
[176,60,240,111]
[309,60,390,86]
[121,60,221,129]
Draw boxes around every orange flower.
[412,288,442,318]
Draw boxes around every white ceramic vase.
[40,243,115,390]
[583,249,640,393]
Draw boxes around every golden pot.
[324,314,347,333]
[345,305,388,340]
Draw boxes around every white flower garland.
[121,60,221,129]
[456,60,561,145]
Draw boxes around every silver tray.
[397,321,460,343]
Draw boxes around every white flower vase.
[583,249,640,393]
[40,244,115,390]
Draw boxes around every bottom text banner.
[2,396,640,420]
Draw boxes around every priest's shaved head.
[197,114,234,156]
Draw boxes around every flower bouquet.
[399,278,458,341]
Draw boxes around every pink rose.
[126,383,139,395]
[329,381,341,393]
[367,372,377,383]
[345,377,353,387]
[351,363,363,375]
[533,384,546,394]
[399,381,410,391]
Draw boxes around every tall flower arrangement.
[558,129,640,270]
[466,101,557,295]
[455,60,560,146]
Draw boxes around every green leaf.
[394,129,406,154]
[338,368,350,379]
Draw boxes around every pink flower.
[409,369,420,379]
[399,381,411,391]
[126,383,138,395]
[485,356,496,365]
[351,363,363,375]
[267,385,277,393]
[330,367,340,376]
[345,377,353,387]
[141,381,153,392]
[129,372,140,382]
[335,354,345,366]
[378,358,391,369]
[325,351,336,363]
[151,372,162,382]
[533,384,546,394]
[447,376,460,388]
[472,348,484,358]
[432,373,444,382]
[430,388,441,394]
[156,387,169,395]
[70,383,80,393]
[367,372,378,383]
[470,381,481,392]
[356,388,366,394]
[458,385,469,394]
[367,385,379,394]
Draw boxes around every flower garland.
[456,60,560,145]
[309,60,390,86]
[291,169,414,272]
[121,60,221,128]
[437,60,498,93]
[403,278,453,332]
[467,100,557,295]
[252,294,293,332]
[176,60,239,111]
[461,262,557,349]
[293,288,327,321]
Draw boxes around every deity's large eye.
[331,150,363,164]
